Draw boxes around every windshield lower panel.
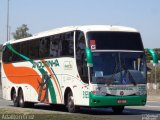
[90,52,147,85]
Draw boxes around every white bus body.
[1,25,147,113]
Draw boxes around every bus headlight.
[136,91,147,96]
[91,90,97,95]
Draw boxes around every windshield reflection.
[90,52,146,85]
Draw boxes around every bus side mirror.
[85,48,93,67]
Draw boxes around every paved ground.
[0,100,160,120]
[0,86,160,120]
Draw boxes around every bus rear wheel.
[67,91,79,113]
[12,91,19,107]
[112,106,124,114]
[18,89,26,108]
[18,89,34,108]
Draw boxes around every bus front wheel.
[112,106,124,114]
[67,91,79,113]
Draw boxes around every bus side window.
[61,32,74,57]
[12,43,22,62]
[76,31,88,83]
[2,46,13,63]
[29,39,39,59]
[20,41,29,60]
[39,37,50,59]
[67,32,74,56]
[50,35,61,57]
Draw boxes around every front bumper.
[89,93,147,107]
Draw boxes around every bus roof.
[3,25,139,45]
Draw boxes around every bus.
[1,25,147,113]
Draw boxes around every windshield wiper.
[111,52,137,86]
[122,63,137,86]
[110,53,121,85]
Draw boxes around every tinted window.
[12,43,22,62]
[39,37,50,58]
[76,31,88,83]
[49,34,61,57]
[3,43,23,63]
[20,41,29,59]
[61,32,74,57]
[2,31,75,63]
[2,46,13,63]
[87,32,144,51]
[29,39,39,59]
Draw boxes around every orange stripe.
[41,60,62,103]
[3,63,47,102]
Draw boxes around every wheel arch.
[18,87,23,94]
[10,87,16,100]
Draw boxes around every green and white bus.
[1,25,147,113]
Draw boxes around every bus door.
[75,31,89,105]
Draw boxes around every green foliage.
[12,24,32,40]
[158,54,160,60]
[0,44,2,51]
[0,44,2,60]
[147,64,160,83]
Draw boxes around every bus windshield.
[87,32,144,50]
[90,52,147,85]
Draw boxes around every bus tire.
[18,89,26,108]
[112,106,124,114]
[12,90,19,107]
[67,91,79,113]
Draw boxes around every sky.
[0,0,160,48]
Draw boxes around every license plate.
[117,99,127,104]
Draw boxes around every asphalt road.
[0,88,160,120]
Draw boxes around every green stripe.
[39,69,57,103]
[6,43,31,61]
[51,68,63,100]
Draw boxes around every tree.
[12,24,32,40]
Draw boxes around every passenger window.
[50,35,61,57]
[28,40,39,59]
[61,32,74,57]
[12,43,22,62]
[39,37,50,58]
[20,41,29,59]
[2,46,13,63]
